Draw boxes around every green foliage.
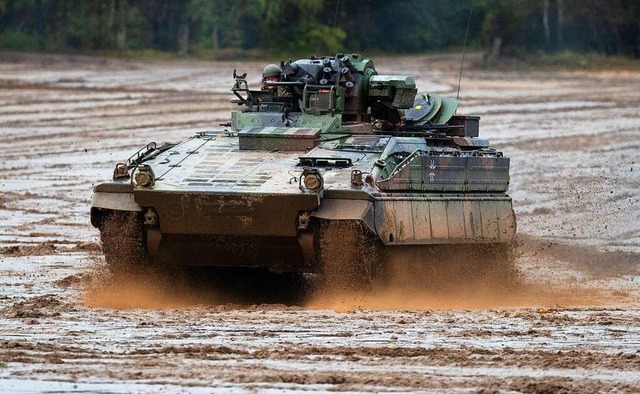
[0,0,637,59]
[0,31,40,51]
[293,22,345,54]
[254,0,345,53]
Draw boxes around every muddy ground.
[0,52,639,392]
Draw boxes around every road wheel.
[99,210,149,274]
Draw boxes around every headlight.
[300,169,323,192]
[304,173,320,190]
[134,165,155,188]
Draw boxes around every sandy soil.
[0,52,639,392]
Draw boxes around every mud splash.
[83,266,309,309]
[304,281,613,312]
[82,235,639,311]
[83,269,224,309]
[305,235,640,311]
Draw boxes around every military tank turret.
[91,54,516,287]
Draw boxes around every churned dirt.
[0,52,639,392]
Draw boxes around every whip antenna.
[332,0,340,29]
[330,0,340,54]
[457,0,475,99]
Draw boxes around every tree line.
[1,0,638,58]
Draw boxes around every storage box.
[238,126,320,151]
[448,115,480,137]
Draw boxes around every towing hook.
[143,208,159,228]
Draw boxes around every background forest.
[0,0,639,59]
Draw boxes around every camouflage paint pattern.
[91,54,517,271]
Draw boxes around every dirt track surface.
[1,52,639,392]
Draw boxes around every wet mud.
[1,53,639,392]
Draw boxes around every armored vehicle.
[91,54,516,286]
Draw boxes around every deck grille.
[183,152,272,188]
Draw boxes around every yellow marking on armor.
[415,105,423,109]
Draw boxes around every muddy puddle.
[0,53,639,392]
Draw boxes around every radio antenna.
[330,0,340,54]
[456,0,475,99]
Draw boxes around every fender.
[90,182,142,228]
[311,198,376,234]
